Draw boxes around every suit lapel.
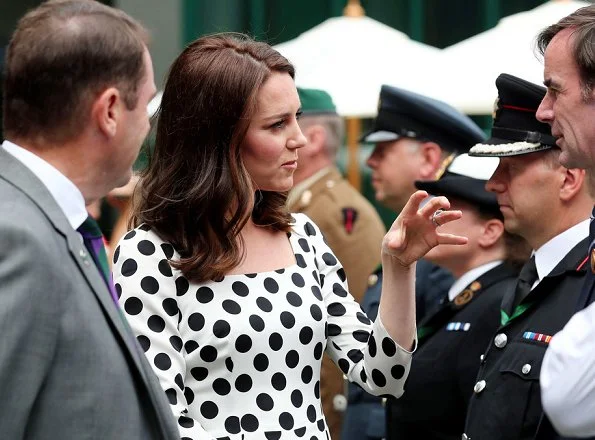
[0,149,171,434]
[418,263,517,343]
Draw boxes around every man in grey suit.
[0,1,179,438]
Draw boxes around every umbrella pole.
[345,117,362,191]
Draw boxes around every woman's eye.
[271,120,285,129]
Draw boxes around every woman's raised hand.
[382,191,468,267]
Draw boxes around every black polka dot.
[235,334,252,353]
[213,320,231,338]
[301,366,313,384]
[271,372,286,391]
[190,367,208,381]
[115,283,122,299]
[175,277,189,296]
[338,267,347,281]
[328,323,341,336]
[291,273,305,287]
[267,432,282,440]
[313,342,323,360]
[306,404,317,422]
[161,243,175,259]
[262,277,279,293]
[291,389,303,408]
[357,312,372,325]
[319,273,325,287]
[298,238,310,252]
[169,335,183,352]
[295,254,307,268]
[200,401,218,419]
[178,416,193,428]
[347,349,364,363]
[138,224,151,231]
[137,240,155,255]
[360,368,367,383]
[162,298,178,316]
[372,369,387,387]
[200,345,217,362]
[222,299,241,314]
[213,378,231,396]
[311,286,323,301]
[314,381,320,398]
[256,297,273,312]
[286,291,303,307]
[254,353,269,371]
[353,330,370,342]
[299,327,313,345]
[392,364,406,379]
[121,258,137,277]
[310,304,323,321]
[382,337,397,356]
[113,246,120,264]
[185,340,199,354]
[123,230,136,240]
[294,427,306,437]
[317,418,325,431]
[188,313,205,331]
[304,222,316,236]
[184,387,194,405]
[246,273,257,279]
[328,302,346,317]
[275,268,285,274]
[225,416,241,434]
[285,350,299,368]
[154,353,171,370]
[332,283,348,297]
[322,253,337,266]
[174,373,184,390]
[158,259,173,277]
[196,286,214,303]
[225,357,234,372]
[232,281,249,297]
[165,388,177,405]
[280,311,296,329]
[141,276,159,294]
[338,358,349,374]
[249,314,265,332]
[241,414,259,432]
[257,393,274,411]
[369,335,377,357]
[269,333,283,351]
[148,315,165,332]
[279,412,294,430]
[124,297,143,315]
[137,335,150,352]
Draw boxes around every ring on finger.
[432,209,444,227]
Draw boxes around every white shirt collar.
[2,140,87,230]
[534,219,590,283]
[448,260,503,302]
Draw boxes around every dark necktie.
[77,215,119,304]
[512,255,538,311]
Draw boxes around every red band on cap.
[501,104,537,113]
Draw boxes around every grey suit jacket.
[0,148,180,439]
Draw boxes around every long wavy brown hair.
[132,33,295,282]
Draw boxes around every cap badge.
[492,97,500,121]
[435,153,456,180]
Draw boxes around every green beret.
[297,87,337,114]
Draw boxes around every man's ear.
[418,141,444,179]
[559,167,586,202]
[301,124,327,155]
[92,87,121,138]
[478,218,505,248]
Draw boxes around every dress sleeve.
[112,228,213,440]
[297,215,412,399]
[540,301,595,437]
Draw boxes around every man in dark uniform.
[462,73,593,440]
[288,87,386,440]
[386,153,529,440]
[341,85,487,440]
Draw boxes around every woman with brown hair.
[112,33,466,440]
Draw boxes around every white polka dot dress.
[113,213,412,440]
